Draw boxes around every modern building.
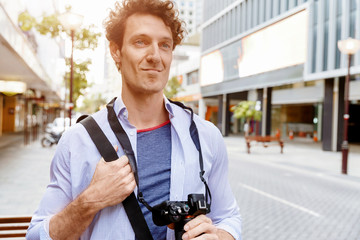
[174,0,203,36]
[170,33,201,111]
[0,0,63,140]
[200,0,360,151]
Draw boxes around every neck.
[122,90,168,129]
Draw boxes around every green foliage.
[164,76,183,99]
[18,11,101,50]
[231,101,262,121]
[64,59,92,108]
[77,93,107,114]
[18,10,101,106]
[74,25,101,50]
[36,14,62,37]
[18,11,36,31]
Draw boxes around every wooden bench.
[245,135,284,154]
[0,216,31,239]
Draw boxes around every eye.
[160,42,172,50]
[134,39,146,46]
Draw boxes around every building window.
[311,1,318,73]
[335,0,342,69]
[323,0,329,71]
[187,70,199,85]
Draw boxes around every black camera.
[152,194,210,240]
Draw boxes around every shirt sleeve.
[26,133,73,240]
[207,127,242,240]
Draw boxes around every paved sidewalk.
[0,133,55,215]
[224,135,360,180]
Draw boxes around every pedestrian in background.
[26,0,241,239]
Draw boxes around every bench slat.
[0,216,31,239]
[0,217,31,224]
[0,225,29,231]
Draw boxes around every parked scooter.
[41,130,63,147]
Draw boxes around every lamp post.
[337,37,360,174]
[59,10,83,126]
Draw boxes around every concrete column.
[225,94,230,136]
[261,87,272,136]
[323,79,334,151]
[217,94,230,136]
[323,77,343,152]
[217,95,223,132]
[265,88,272,136]
[0,94,3,136]
[322,78,333,151]
[336,77,345,151]
[198,98,206,119]
[257,89,263,135]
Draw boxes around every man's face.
[116,13,173,96]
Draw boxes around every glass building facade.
[200,0,360,151]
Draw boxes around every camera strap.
[80,114,154,240]
[167,99,212,206]
[106,97,212,211]
[80,97,212,238]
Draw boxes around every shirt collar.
[113,95,175,119]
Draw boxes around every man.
[26,0,241,239]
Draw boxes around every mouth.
[141,68,162,72]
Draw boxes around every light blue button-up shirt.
[26,97,242,240]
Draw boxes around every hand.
[181,215,218,240]
[83,147,136,210]
[181,215,235,240]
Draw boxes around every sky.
[64,0,118,29]
[62,0,119,86]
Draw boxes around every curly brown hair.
[104,0,186,50]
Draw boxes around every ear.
[109,41,121,66]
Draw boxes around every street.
[0,134,360,239]
[225,137,360,240]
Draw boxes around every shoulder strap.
[80,116,153,240]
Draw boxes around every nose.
[146,44,161,63]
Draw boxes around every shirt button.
[129,131,135,136]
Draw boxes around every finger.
[184,215,212,231]
[121,163,133,175]
[112,155,129,168]
[122,175,136,193]
[183,222,215,240]
[183,215,215,240]
[122,168,135,183]
[189,233,218,240]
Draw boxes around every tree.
[18,10,101,107]
[164,76,183,99]
[64,59,92,108]
[231,101,262,136]
[77,93,107,114]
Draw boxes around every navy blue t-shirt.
[136,120,171,239]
